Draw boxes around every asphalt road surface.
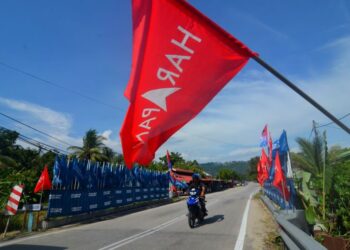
[0,183,258,250]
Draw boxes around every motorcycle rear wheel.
[188,213,195,228]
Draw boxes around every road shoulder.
[245,193,280,250]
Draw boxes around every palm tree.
[69,129,108,161]
[102,147,115,162]
[292,134,325,177]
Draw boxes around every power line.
[0,111,74,147]
[0,61,122,111]
[316,112,350,129]
[0,125,69,154]
[19,134,70,154]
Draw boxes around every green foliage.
[147,152,205,175]
[293,129,350,237]
[293,135,325,176]
[158,152,185,166]
[217,168,241,181]
[246,156,259,181]
[68,129,108,162]
[0,128,56,208]
[327,160,350,235]
[200,161,249,177]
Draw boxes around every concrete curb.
[42,198,184,230]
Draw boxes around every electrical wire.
[316,112,350,129]
[0,125,69,154]
[0,61,122,111]
[0,111,74,147]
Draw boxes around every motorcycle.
[186,188,206,228]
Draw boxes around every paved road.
[0,183,258,250]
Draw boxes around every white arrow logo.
[142,87,181,111]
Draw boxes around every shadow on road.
[0,245,67,250]
[201,214,224,226]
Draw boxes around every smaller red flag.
[268,133,273,164]
[34,165,52,193]
[256,160,263,185]
[260,149,269,184]
[273,151,290,200]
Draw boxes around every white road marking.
[0,186,252,249]
[99,199,220,250]
[234,189,257,250]
[99,216,184,250]
[0,199,184,247]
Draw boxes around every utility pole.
[322,131,327,220]
[313,120,326,220]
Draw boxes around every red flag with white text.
[120,0,257,168]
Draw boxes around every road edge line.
[234,189,257,250]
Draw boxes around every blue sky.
[0,0,349,163]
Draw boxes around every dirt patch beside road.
[245,193,281,250]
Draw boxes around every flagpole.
[36,182,44,230]
[280,177,287,209]
[2,217,10,239]
[252,56,350,134]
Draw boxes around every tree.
[68,129,107,161]
[247,156,259,181]
[217,168,240,180]
[292,135,325,177]
[102,147,115,162]
[114,153,124,165]
[0,128,19,169]
[158,151,185,166]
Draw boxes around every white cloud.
[101,129,122,152]
[1,36,349,164]
[158,36,350,163]
[0,97,72,133]
[229,147,261,158]
[0,97,81,150]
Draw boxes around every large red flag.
[120,0,257,168]
[34,165,52,193]
[273,151,290,200]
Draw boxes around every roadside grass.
[257,198,284,250]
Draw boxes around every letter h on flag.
[120,0,258,168]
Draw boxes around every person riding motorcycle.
[189,173,208,216]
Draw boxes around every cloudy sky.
[0,0,349,163]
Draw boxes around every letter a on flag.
[120,0,258,168]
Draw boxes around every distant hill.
[200,161,249,177]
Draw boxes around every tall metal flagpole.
[252,56,350,135]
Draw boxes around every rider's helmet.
[192,173,200,181]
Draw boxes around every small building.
[170,168,230,194]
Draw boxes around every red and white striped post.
[2,184,24,238]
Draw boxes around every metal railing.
[260,195,326,250]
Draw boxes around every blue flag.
[52,155,62,186]
[72,158,84,182]
[279,130,289,153]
